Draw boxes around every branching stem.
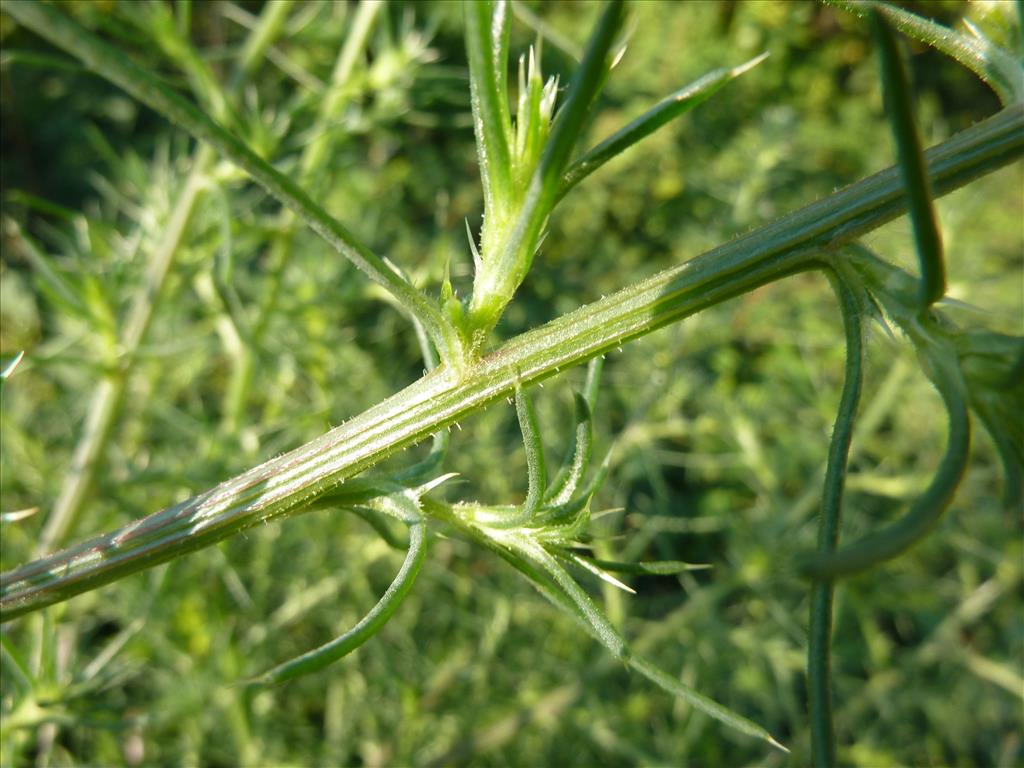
[1,105,1020,620]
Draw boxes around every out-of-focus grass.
[1,1,1020,765]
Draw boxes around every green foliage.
[1,1,1021,766]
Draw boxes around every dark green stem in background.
[800,352,970,579]
[1,105,1020,620]
[871,10,946,308]
[808,272,864,768]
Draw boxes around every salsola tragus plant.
[1,0,1021,763]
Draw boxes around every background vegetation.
[1,1,1021,765]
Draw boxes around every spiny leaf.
[0,351,25,384]
[545,357,603,503]
[562,551,636,594]
[538,450,611,529]
[489,533,784,750]
[953,330,1023,508]
[512,535,628,659]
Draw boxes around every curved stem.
[248,520,427,686]
[801,353,970,579]
[1,105,1019,620]
[808,271,865,768]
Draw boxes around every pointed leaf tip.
[731,51,770,78]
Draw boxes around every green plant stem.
[233,0,294,85]
[221,0,383,437]
[872,10,945,308]
[800,352,970,579]
[467,0,627,337]
[1,104,1020,620]
[808,272,864,768]
[300,0,383,181]
[465,0,513,209]
[1,0,459,365]
[248,520,427,686]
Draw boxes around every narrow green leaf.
[627,656,789,753]
[555,550,636,593]
[540,450,611,528]
[560,52,769,199]
[582,557,710,576]
[582,355,604,411]
[515,536,627,659]
[0,49,82,73]
[3,218,90,319]
[872,9,946,308]
[953,333,1024,509]
[544,349,603,503]
[491,0,512,130]
[537,1,626,197]
[247,520,427,686]
[1,351,26,383]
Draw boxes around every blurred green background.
[1,1,1021,765]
